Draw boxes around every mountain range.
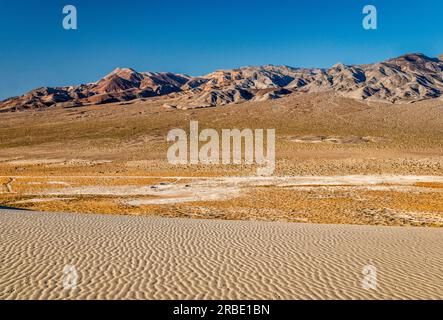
[2,53,443,111]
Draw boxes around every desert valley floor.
[0,92,442,226]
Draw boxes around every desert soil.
[0,92,442,226]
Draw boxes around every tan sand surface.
[0,209,441,300]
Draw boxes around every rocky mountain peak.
[2,53,443,111]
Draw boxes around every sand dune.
[0,209,442,300]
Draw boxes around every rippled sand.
[0,209,442,300]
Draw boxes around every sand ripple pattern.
[0,209,442,300]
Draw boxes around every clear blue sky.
[1,0,443,100]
